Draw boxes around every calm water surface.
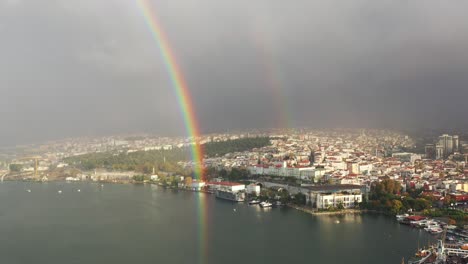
[0,182,433,264]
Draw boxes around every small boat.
[429,227,443,234]
[260,201,272,208]
[396,213,409,221]
[424,222,440,232]
[58,190,62,194]
[26,189,31,193]
[77,189,81,192]
[274,201,283,207]
[248,199,261,205]
[411,220,427,228]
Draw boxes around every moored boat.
[260,201,272,208]
[396,213,409,221]
[428,227,443,235]
[248,199,260,205]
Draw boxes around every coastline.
[2,179,395,218]
[287,204,366,216]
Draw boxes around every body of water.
[0,182,433,264]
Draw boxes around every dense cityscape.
[1,129,466,208]
[3,129,468,262]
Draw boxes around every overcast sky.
[1,0,468,145]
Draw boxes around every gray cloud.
[1,0,468,145]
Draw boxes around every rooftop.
[303,184,364,192]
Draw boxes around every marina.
[396,215,468,263]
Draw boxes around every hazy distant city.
[2,129,467,190]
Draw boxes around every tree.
[443,195,452,207]
[185,177,193,187]
[294,193,307,205]
[278,189,291,203]
[9,164,22,172]
[337,201,345,210]
[391,200,403,215]
[219,169,228,179]
[414,198,431,211]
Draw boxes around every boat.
[248,199,260,205]
[274,201,283,207]
[399,215,425,225]
[396,213,409,221]
[260,201,272,208]
[215,190,245,202]
[411,220,427,228]
[424,222,440,232]
[429,227,443,235]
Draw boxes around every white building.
[206,182,245,192]
[150,175,159,181]
[246,184,261,196]
[315,193,362,209]
[248,165,324,181]
[304,185,364,209]
[191,181,206,191]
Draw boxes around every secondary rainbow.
[136,1,207,263]
[251,25,294,130]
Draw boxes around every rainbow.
[136,1,207,263]
[251,23,294,130]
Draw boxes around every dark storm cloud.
[1,0,468,145]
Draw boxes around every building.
[453,135,459,153]
[246,184,261,196]
[425,144,436,159]
[206,182,245,193]
[303,185,364,209]
[436,144,444,159]
[191,181,206,191]
[436,134,460,159]
[248,165,322,181]
[392,152,422,163]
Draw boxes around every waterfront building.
[191,181,206,191]
[206,182,245,193]
[303,185,364,209]
[315,193,362,209]
[246,184,261,196]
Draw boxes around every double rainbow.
[136,1,207,263]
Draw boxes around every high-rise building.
[425,144,436,159]
[453,135,459,153]
[438,134,453,158]
[436,144,444,159]
[433,134,460,158]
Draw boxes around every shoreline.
[287,204,366,216]
[2,180,396,218]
